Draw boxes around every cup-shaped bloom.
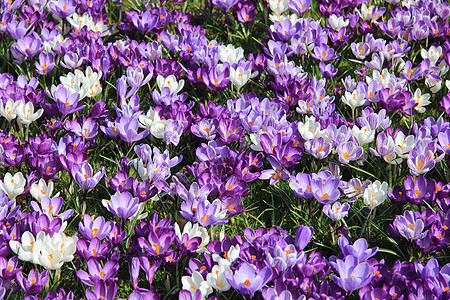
[225,263,273,298]
[182,271,213,299]
[323,202,350,222]
[16,101,44,126]
[193,199,228,227]
[72,162,105,193]
[9,231,44,264]
[336,141,364,164]
[85,282,117,300]
[0,172,25,200]
[29,179,58,202]
[16,269,49,295]
[52,84,84,118]
[49,0,77,18]
[363,180,388,209]
[35,52,55,75]
[116,116,149,145]
[311,176,341,205]
[38,232,78,270]
[407,149,437,176]
[342,90,366,111]
[337,236,378,263]
[156,74,184,95]
[392,210,426,241]
[331,255,373,295]
[0,99,20,122]
[206,264,231,292]
[102,191,139,221]
[79,215,114,240]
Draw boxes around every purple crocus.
[259,156,289,185]
[294,225,314,251]
[16,269,49,295]
[35,52,55,75]
[85,282,117,300]
[311,175,341,205]
[48,0,77,18]
[78,215,114,240]
[102,191,140,221]
[72,162,105,193]
[77,259,119,286]
[225,262,273,298]
[392,210,426,241]
[116,116,149,145]
[330,255,373,295]
[50,84,85,118]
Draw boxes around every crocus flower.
[78,215,114,240]
[48,0,77,19]
[363,180,389,209]
[259,156,289,185]
[225,263,273,298]
[330,255,373,295]
[16,101,44,126]
[72,162,105,193]
[76,259,119,286]
[182,271,213,299]
[336,236,378,263]
[102,191,140,221]
[16,269,49,295]
[392,210,426,241]
[0,99,20,122]
[294,225,314,251]
[323,202,350,222]
[0,172,25,200]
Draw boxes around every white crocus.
[358,4,374,21]
[206,265,231,292]
[230,66,251,92]
[352,125,375,146]
[328,14,349,31]
[16,102,44,126]
[156,75,184,94]
[139,107,161,130]
[447,80,450,91]
[425,77,442,94]
[394,131,415,158]
[0,99,20,122]
[175,222,210,253]
[0,172,26,200]
[30,179,59,202]
[269,0,289,15]
[363,180,389,209]
[298,116,327,141]
[132,159,149,181]
[150,119,172,140]
[182,271,213,300]
[249,130,264,152]
[213,244,240,268]
[218,44,244,65]
[39,232,78,270]
[9,231,44,264]
[371,69,392,87]
[82,66,102,98]
[421,45,442,66]
[342,90,366,111]
[413,89,431,113]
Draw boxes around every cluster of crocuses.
[1,0,450,298]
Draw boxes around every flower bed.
[0,0,450,299]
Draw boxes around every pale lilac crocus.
[72,162,105,193]
[392,210,426,241]
[102,191,140,221]
[330,255,373,295]
[323,202,350,222]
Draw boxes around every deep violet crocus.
[259,155,289,185]
[224,262,273,298]
[16,269,49,295]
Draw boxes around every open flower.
[224,263,273,298]
[363,180,389,209]
[15,101,43,126]
[392,210,426,241]
[0,172,25,200]
[102,191,140,221]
